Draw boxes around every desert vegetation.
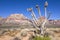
[33,36,51,40]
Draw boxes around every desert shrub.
[33,36,51,40]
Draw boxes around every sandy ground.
[0,30,35,40]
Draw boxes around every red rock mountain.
[0,14,33,28]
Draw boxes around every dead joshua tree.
[40,1,48,37]
[27,8,40,30]
[27,1,49,37]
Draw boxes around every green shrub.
[33,36,51,40]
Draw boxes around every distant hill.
[46,20,60,28]
[0,14,60,28]
[37,16,60,28]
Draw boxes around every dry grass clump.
[0,30,20,37]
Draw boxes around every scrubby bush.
[33,36,51,40]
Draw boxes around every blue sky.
[0,0,60,20]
